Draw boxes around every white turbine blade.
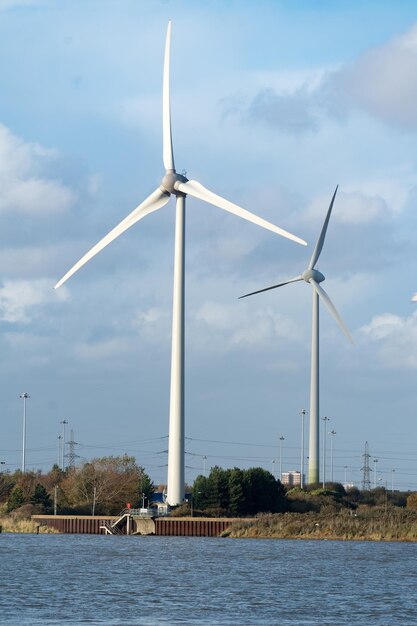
[239,276,303,299]
[55,188,170,289]
[412,293,417,302]
[310,278,353,343]
[177,179,307,246]
[163,20,175,171]
[308,185,338,270]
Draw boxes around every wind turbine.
[54,21,306,506]
[240,186,352,485]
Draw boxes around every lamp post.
[373,458,378,489]
[203,455,207,477]
[391,469,395,493]
[321,416,330,488]
[329,430,336,483]
[344,464,348,486]
[57,435,62,467]
[279,436,285,482]
[20,393,30,473]
[60,420,68,470]
[300,410,307,489]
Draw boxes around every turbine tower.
[54,22,306,506]
[240,187,352,484]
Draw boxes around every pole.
[373,458,378,489]
[60,420,68,471]
[57,435,62,467]
[308,291,320,484]
[329,430,336,483]
[167,194,185,506]
[321,416,330,489]
[203,455,207,477]
[279,436,285,482]
[344,465,348,486]
[391,469,395,493]
[271,459,276,479]
[92,486,96,516]
[54,485,57,516]
[20,393,30,473]
[300,410,307,489]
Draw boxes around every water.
[0,534,416,625]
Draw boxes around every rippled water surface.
[0,534,416,625]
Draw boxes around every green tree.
[7,486,25,512]
[228,468,245,516]
[31,483,52,511]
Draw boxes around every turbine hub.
[302,268,325,283]
[161,170,188,195]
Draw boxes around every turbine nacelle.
[161,170,188,195]
[302,268,325,284]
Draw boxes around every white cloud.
[324,24,417,129]
[0,278,68,323]
[0,123,76,215]
[194,301,301,352]
[360,310,417,369]
[306,189,391,225]
[235,23,417,133]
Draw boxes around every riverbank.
[225,507,417,541]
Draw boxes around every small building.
[281,470,304,487]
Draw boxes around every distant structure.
[240,187,352,485]
[65,430,80,469]
[361,441,371,490]
[281,470,303,487]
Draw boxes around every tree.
[7,486,25,512]
[243,467,286,515]
[406,492,417,510]
[228,468,245,516]
[60,455,154,514]
[31,483,52,511]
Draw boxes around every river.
[0,534,415,625]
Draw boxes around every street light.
[60,420,68,470]
[329,430,336,483]
[373,458,379,489]
[20,393,30,473]
[299,410,307,489]
[202,455,207,477]
[391,469,395,493]
[279,436,285,482]
[57,435,62,467]
[344,465,348,486]
[321,416,330,488]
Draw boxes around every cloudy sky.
[1,0,417,490]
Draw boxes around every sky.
[1,0,417,491]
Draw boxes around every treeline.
[0,455,154,516]
[191,466,286,516]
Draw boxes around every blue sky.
[1,0,417,491]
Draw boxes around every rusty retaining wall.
[32,515,249,537]
[155,517,241,537]
[32,515,117,534]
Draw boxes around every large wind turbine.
[240,187,352,485]
[55,21,306,506]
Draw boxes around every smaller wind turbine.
[240,186,352,485]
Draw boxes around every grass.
[225,506,417,541]
[0,516,58,534]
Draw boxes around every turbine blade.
[163,20,175,171]
[177,179,307,246]
[239,276,303,299]
[308,185,338,270]
[310,278,353,343]
[55,188,170,289]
